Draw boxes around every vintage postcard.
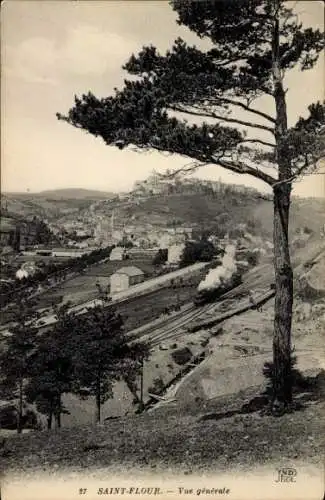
[1,1,324,499]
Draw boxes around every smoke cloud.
[198,244,237,291]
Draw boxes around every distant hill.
[1,189,116,221]
[4,188,115,200]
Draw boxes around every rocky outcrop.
[295,251,325,300]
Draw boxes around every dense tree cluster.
[180,238,217,267]
[0,301,149,431]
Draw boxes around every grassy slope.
[1,387,324,476]
[254,196,325,237]
[115,192,267,232]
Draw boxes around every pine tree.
[0,299,38,433]
[25,305,77,429]
[57,0,325,411]
[72,305,149,423]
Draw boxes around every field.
[113,275,204,331]
[50,265,207,332]
[34,256,157,308]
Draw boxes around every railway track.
[149,289,275,347]
[138,301,218,346]
[135,263,275,348]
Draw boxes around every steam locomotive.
[194,270,243,307]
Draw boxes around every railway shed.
[110,266,145,294]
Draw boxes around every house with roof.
[109,246,127,261]
[110,266,145,294]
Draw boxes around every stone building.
[110,266,144,294]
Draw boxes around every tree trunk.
[47,412,53,430]
[17,378,23,434]
[55,410,61,429]
[95,377,101,423]
[272,184,293,410]
[54,395,62,428]
[271,0,294,412]
[140,358,144,411]
[124,371,144,413]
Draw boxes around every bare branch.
[209,97,276,123]
[212,157,277,186]
[157,160,204,179]
[170,105,275,134]
[216,58,245,67]
[239,138,275,148]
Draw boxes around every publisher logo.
[275,468,297,483]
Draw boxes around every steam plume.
[198,244,237,291]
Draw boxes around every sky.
[1,0,324,197]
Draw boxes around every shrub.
[262,353,308,402]
[171,347,192,365]
[152,249,168,266]
[148,377,165,395]
[247,252,259,267]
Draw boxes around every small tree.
[152,248,168,266]
[57,0,325,411]
[72,305,148,422]
[0,299,38,433]
[179,241,198,267]
[197,237,216,261]
[26,305,77,429]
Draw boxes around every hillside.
[93,191,324,239]
[254,196,325,237]
[2,181,324,236]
